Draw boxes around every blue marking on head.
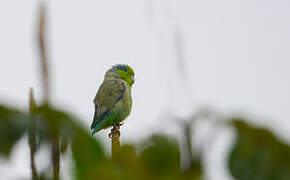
[113,67,117,73]
[113,64,128,72]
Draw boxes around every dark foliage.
[229,119,290,180]
[0,104,290,180]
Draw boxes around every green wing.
[90,79,125,130]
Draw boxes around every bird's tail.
[91,108,101,135]
[90,108,98,129]
[91,109,109,135]
[91,120,103,135]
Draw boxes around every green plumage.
[91,64,134,135]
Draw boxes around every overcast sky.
[1,0,290,179]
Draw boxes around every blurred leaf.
[71,128,106,180]
[109,145,149,180]
[140,135,180,179]
[36,105,76,140]
[34,105,107,179]
[229,119,290,180]
[0,103,206,180]
[0,105,30,157]
[60,136,69,153]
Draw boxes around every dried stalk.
[37,3,59,180]
[52,138,60,180]
[29,88,38,180]
[38,3,50,103]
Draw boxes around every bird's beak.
[131,75,135,84]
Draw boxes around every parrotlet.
[90,64,135,135]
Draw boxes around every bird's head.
[106,64,135,86]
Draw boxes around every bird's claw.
[109,130,120,138]
[109,124,121,138]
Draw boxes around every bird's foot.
[109,124,121,138]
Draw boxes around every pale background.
[0,0,290,179]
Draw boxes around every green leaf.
[0,105,30,157]
[110,145,149,180]
[71,128,106,180]
[35,105,76,141]
[140,135,180,178]
[229,119,290,180]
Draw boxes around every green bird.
[90,64,135,135]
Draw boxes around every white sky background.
[0,0,290,179]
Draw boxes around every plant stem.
[29,88,38,180]
[52,138,60,180]
[37,2,60,179]
[110,125,121,159]
[38,2,50,103]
